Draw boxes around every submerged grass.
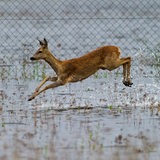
[0,60,48,80]
[111,132,157,160]
[151,51,160,77]
[137,44,160,77]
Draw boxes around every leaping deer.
[28,38,133,101]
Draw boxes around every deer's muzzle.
[30,57,36,61]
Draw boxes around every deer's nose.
[30,57,36,60]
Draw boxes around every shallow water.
[0,0,160,159]
[0,66,160,160]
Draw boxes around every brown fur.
[28,39,132,101]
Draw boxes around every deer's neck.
[44,52,61,74]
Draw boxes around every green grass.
[150,47,160,77]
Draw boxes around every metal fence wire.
[0,0,160,79]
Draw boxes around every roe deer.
[28,38,133,101]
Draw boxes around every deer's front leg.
[28,80,64,101]
[35,76,58,92]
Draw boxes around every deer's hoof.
[123,81,133,87]
[28,94,35,101]
[28,97,33,101]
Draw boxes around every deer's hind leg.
[120,57,133,87]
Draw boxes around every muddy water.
[0,67,160,160]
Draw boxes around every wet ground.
[0,0,160,159]
[0,59,160,160]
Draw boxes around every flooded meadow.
[0,52,160,160]
[0,0,160,159]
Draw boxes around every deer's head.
[30,38,49,61]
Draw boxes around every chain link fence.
[0,0,160,80]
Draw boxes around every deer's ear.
[43,38,48,48]
[39,40,44,46]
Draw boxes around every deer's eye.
[38,51,42,53]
